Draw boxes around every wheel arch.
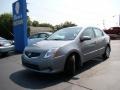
[64,50,82,70]
[106,43,111,51]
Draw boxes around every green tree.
[27,16,32,36]
[32,20,39,27]
[0,13,31,39]
[39,23,54,29]
[0,13,13,39]
[27,16,32,26]
[62,21,77,28]
[54,21,77,30]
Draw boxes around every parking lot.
[0,40,120,90]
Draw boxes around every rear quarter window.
[94,28,104,38]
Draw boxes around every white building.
[30,26,53,35]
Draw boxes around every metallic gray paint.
[21,26,110,73]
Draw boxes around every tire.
[103,46,110,60]
[1,52,8,56]
[64,54,76,76]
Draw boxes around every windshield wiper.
[47,38,63,40]
[53,39,63,40]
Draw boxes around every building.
[30,26,53,35]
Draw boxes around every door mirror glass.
[80,36,91,42]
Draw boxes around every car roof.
[62,25,101,29]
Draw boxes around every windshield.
[47,27,82,40]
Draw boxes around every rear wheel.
[103,46,110,60]
[64,54,76,76]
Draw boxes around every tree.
[32,20,39,27]
[27,16,32,26]
[39,23,54,29]
[54,21,77,30]
[27,16,32,36]
[0,13,32,39]
[0,13,13,39]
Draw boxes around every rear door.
[93,27,106,55]
[80,27,97,62]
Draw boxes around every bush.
[39,23,54,29]
[54,21,77,30]
[0,13,13,39]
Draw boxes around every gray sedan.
[22,26,111,75]
[0,37,14,56]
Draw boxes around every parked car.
[0,37,14,56]
[104,27,120,40]
[22,26,111,76]
[28,32,52,45]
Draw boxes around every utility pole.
[118,14,120,26]
[113,14,120,26]
[102,19,105,28]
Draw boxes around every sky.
[0,0,120,29]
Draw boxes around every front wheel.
[64,55,76,76]
[103,46,111,60]
[1,52,8,57]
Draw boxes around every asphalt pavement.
[0,40,120,90]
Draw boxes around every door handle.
[92,41,97,44]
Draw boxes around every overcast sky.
[0,0,120,28]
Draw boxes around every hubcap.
[106,47,110,57]
[71,55,75,74]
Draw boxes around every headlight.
[0,43,3,46]
[44,48,59,58]
[0,43,4,46]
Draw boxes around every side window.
[39,33,48,38]
[29,34,39,39]
[94,28,104,38]
[82,28,95,39]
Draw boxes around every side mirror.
[80,36,91,42]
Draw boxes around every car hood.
[27,40,72,50]
[28,38,43,45]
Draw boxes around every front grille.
[25,51,40,58]
[22,62,40,71]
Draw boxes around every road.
[0,40,120,90]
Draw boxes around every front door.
[80,27,97,62]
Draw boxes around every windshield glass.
[47,27,82,40]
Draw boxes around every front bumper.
[0,45,15,53]
[21,54,66,73]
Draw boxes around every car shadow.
[80,58,103,73]
[9,58,104,89]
